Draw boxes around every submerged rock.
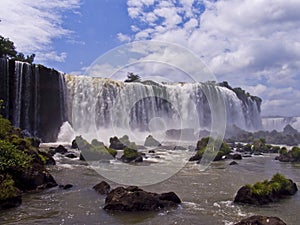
[104,186,181,211]
[234,215,286,225]
[93,181,110,195]
[55,145,68,154]
[229,161,238,166]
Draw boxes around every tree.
[0,36,17,58]
[124,72,141,83]
[0,35,35,63]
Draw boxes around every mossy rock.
[234,173,298,205]
[76,136,117,161]
[0,174,22,209]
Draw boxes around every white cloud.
[125,0,300,116]
[0,0,81,63]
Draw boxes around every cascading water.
[262,117,300,131]
[0,58,262,142]
[63,75,262,142]
[0,58,67,142]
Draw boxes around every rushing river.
[1,150,300,225]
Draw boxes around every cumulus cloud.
[124,0,300,116]
[0,0,81,63]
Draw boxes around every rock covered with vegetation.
[276,146,300,162]
[234,173,297,205]
[104,186,181,211]
[75,136,117,161]
[234,215,286,225]
[189,137,231,162]
[0,115,57,209]
[120,142,143,163]
[109,135,131,150]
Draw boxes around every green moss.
[0,140,32,172]
[123,147,139,160]
[0,115,12,140]
[0,174,19,200]
[76,136,117,159]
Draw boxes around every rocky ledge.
[104,186,181,211]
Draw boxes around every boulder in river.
[144,135,161,147]
[104,186,181,211]
[234,215,286,225]
[234,173,298,205]
[93,181,110,195]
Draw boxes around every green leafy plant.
[0,140,32,172]
[0,174,19,200]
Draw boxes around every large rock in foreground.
[234,173,297,205]
[234,215,286,225]
[104,186,181,211]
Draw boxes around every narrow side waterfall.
[0,59,67,142]
[64,75,262,141]
[262,117,300,131]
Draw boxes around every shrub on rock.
[234,173,298,205]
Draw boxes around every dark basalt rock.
[93,181,110,195]
[104,186,181,211]
[148,150,155,154]
[12,168,57,191]
[71,139,78,149]
[228,153,242,160]
[144,135,161,147]
[0,195,22,210]
[55,145,68,154]
[109,136,126,150]
[234,215,286,225]
[65,153,77,159]
[59,184,73,190]
[229,161,238,166]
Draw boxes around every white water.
[58,75,262,142]
[262,117,300,131]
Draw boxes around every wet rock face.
[234,215,287,225]
[104,186,181,211]
[93,181,111,195]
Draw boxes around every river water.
[1,150,300,225]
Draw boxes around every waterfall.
[0,58,262,142]
[262,117,300,131]
[64,75,262,141]
[0,59,67,142]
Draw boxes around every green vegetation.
[195,137,231,160]
[0,175,20,200]
[0,35,35,63]
[75,136,117,160]
[0,140,32,172]
[291,147,300,161]
[124,72,141,83]
[0,115,12,139]
[246,173,293,196]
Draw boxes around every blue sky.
[0,0,300,117]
